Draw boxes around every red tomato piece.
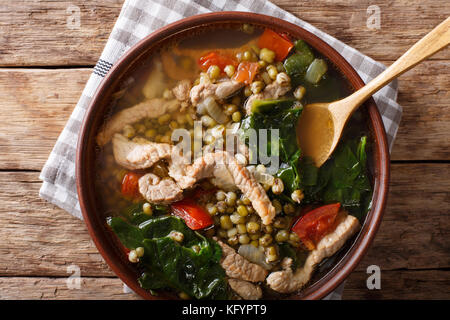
[258,28,294,61]
[198,51,238,72]
[291,203,341,249]
[289,205,314,229]
[232,61,259,85]
[121,172,143,199]
[171,199,213,230]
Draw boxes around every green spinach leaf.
[107,215,229,299]
[276,149,302,193]
[240,99,302,163]
[284,40,315,82]
[241,99,304,195]
[302,136,373,219]
[106,216,144,249]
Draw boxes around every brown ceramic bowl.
[76,12,390,300]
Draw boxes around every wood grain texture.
[0,61,448,172]
[274,0,450,61]
[0,164,448,278]
[0,0,449,66]
[0,1,122,66]
[0,171,113,277]
[391,60,450,160]
[0,68,91,170]
[343,270,450,299]
[354,163,450,271]
[0,277,141,300]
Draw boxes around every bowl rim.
[76,11,390,300]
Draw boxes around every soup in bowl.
[77,12,389,300]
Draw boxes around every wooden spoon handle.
[338,16,450,113]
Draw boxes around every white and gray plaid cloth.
[39,0,403,299]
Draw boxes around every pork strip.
[96,98,180,146]
[138,173,183,204]
[169,151,275,225]
[216,240,268,283]
[112,134,172,170]
[172,79,192,102]
[228,279,262,300]
[266,214,360,293]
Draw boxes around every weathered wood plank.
[0,171,113,277]
[0,277,141,300]
[0,1,122,66]
[0,68,91,170]
[0,61,448,171]
[392,60,450,161]
[0,270,448,299]
[275,0,450,61]
[343,270,450,300]
[0,164,448,277]
[0,0,449,66]
[354,163,450,271]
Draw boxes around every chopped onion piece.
[305,58,328,84]
[254,171,275,186]
[203,96,228,124]
[238,244,273,270]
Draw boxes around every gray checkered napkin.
[39,0,403,298]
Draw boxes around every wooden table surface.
[0,0,449,300]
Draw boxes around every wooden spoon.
[298,17,450,167]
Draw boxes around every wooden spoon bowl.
[299,17,449,167]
